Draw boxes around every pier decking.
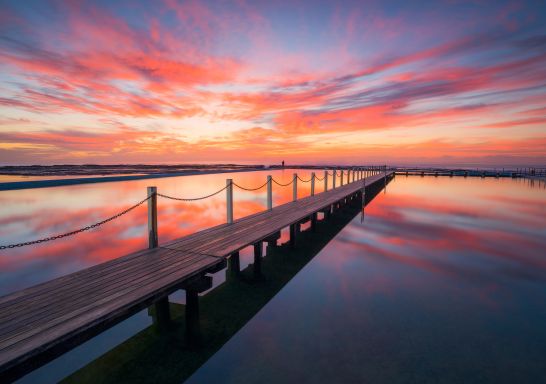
[0,170,393,381]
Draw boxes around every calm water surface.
[0,168,318,383]
[1,174,545,383]
[186,176,546,383]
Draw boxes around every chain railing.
[272,177,294,187]
[157,184,229,201]
[1,167,385,250]
[0,195,152,250]
[233,180,269,191]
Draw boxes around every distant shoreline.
[0,167,274,191]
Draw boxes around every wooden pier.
[393,167,546,179]
[0,168,393,381]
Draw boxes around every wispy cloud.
[0,0,545,165]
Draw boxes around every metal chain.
[297,175,312,183]
[272,177,294,187]
[233,180,268,191]
[157,184,228,201]
[0,195,152,250]
[315,175,325,181]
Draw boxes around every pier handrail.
[157,184,229,201]
[271,177,295,187]
[0,167,389,251]
[232,180,269,191]
[296,175,313,183]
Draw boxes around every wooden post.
[226,179,233,224]
[253,242,262,278]
[186,290,200,344]
[341,169,344,185]
[324,170,328,191]
[147,186,158,249]
[293,173,297,201]
[153,297,171,331]
[266,231,280,248]
[333,169,336,189]
[289,223,297,248]
[185,275,212,346]
[311,172,315,196]
[228,251,240,278]
[267,175,272,210]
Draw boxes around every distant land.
[0,164,268,177]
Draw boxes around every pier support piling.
[228,251,240,279]
[266,231,280,248]
[253,242,263,278]
[289,223,297,248]
[184,275,212,346]
[311,213,318,232]
[152,297,171,332]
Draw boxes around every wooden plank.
[0,255,219,376]
[0,252,220,365]
[0,251,212,337]
[0,252,218,346]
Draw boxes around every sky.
[0,0,545,166]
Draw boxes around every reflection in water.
[185,176,546,384]
[61,189,376,384]
[0,169,319,295]
[3,175,545,383]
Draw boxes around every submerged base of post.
[184,275,212,346]
[152,297,171,332]
[227,251,240,280]
[311,213,317,232]
[185,290,200,345]
[266,231,280,248]
[289,223,297,248]
[253,242,263,278]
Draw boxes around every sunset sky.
[0,0,545,166]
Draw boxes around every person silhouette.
[282,160,285,167]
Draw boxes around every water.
[186,176,546,383]
[1,174,545,383]
[0,168,320,383]
[0,168,318,295]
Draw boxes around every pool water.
[2,174,545,383]
[186,176,546,383]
